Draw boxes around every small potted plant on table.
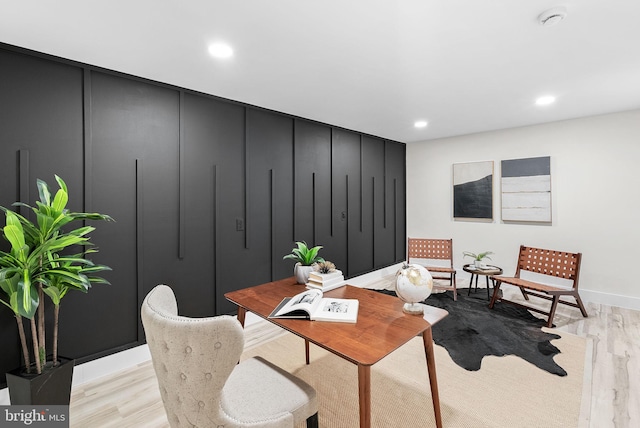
[283,241,324,284]
[463,251,494,269]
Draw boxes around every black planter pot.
[5,357,75,405]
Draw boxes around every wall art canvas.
[501,156,551,222]
[453,161,493,219]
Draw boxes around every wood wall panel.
[78,71,180,356]
[182,93,245,315]
[0,49,84,211]
[386,141,407,262]
[245,108,295,284]
[331,130,363,276]
[374,140,406,267]
[293,120,334,263]
[362,136,386,272]
[0,43,406,386]
[0,48,84,375]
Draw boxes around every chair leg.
[546,296,560,328]
[306,412,319,428]
[452,272,457,301]
[489,281,502,308]
[574,293,588,318]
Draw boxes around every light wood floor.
[68,285,639,428]
[518,292,640,428]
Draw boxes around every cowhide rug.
[372,288,567,376]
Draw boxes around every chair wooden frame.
[408,238,457,301]
[489,245,588,328]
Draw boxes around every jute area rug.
[241,329,587,428]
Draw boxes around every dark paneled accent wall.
[0,44,406,386]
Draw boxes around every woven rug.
[241,330,587,428]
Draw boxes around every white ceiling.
[1,1,639,143]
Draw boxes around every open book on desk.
[268,288,359,323]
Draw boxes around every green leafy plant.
[462,251,493,261]
[282,241,325,266]
[0,175,113,374]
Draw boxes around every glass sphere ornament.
[395,263,433,315]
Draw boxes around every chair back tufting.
[141,284,244,427]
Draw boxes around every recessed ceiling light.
[535,95,556,106]
[208,42,233,59]
[414,120,428,128]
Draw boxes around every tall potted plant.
[283,241,324,284]
[0,175,113,404]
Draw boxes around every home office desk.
[225,277,446,428]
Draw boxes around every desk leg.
[237,307,246,328]
[305,339,310,365]
[422,327,443,428]
[357,364,371,428]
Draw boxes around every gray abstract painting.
[453,161,493,219]
[501,156,551,222]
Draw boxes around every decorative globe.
[395,263,433,315]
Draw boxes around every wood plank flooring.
[497,285,640,428]
[68,284,639,427]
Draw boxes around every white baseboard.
[0,345,151,405]
[71,345,151,387]
[457,270,640,311]
[347,262,404,287]
[578,288,640,311]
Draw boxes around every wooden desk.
[225,278,445,428]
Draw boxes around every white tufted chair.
[141,285,319,428]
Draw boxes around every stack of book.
[306,269,345,292]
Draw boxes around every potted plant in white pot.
[0,175,113,405]
[463,251,494,269]
[283,241,324,284]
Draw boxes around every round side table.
[462,264,503,300]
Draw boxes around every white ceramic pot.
[294,264,314,284]
[474,260,486,269]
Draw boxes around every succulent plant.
[282,241,325,266]
[463,251,493,261]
